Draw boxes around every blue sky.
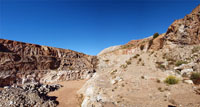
[0,0,199,55]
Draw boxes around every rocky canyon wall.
[0,39,97,87]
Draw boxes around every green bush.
[175,60,188,66]
[190,72,200,85]
[164,76,179,85]
[153,33,159,39]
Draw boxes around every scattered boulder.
[181,68,193,75]
[0,83,62,107]
[174,62,195,71]
[183,80,194,84]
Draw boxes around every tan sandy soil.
[48,80,86,107]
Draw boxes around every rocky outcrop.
[0,39,97,87]
[134,5,200,51]
[0,83,62,107]
[164,5,200,45]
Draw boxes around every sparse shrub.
[69,66,74,70]
[156,79,161,83]
[164,75,179,85]
[156,62,166,70]
[162,53,167,59]
[153,33,159,39]
[137,58,142,65]
[147,32,159,50]
[190,72,200,85]
[175,70,181,75]
[158,87,163,92]
[175,60,188,66]
[150,51,154,55]
[166,58,175,62]
[133,54,140,58]
[167,58,176,65]
[192,46,200,53]
[120,64,127,69]
[148,39,153,49]
[142,63,145,66]
[164,87,170,91]
[104,59,109,62]
[140,45,144,50]
[126,60,131,65]
[111,69,117,75]
[168,61,175,65]
[158,87,169,92]
[141,76,145,79]
[158,64,165,70]
[121,44,134,49]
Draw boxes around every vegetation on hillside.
[164,75,179,85]
[190,72,200,85]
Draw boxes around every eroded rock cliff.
[0,39,97,87]
[165,5,200,45]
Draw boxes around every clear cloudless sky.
[0,0,199,55]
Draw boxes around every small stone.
[164,92,171,99]
[9,101,13,105]
[184,80,193,84]
[111,80,117,85]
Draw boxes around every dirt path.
[48,80,86,107]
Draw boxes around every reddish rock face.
[0,39,97,87]
[164,5,200,45]
[140,5,200,51]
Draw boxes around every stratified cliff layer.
[0,39,97,87]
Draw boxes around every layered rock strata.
[0,39,97,87]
